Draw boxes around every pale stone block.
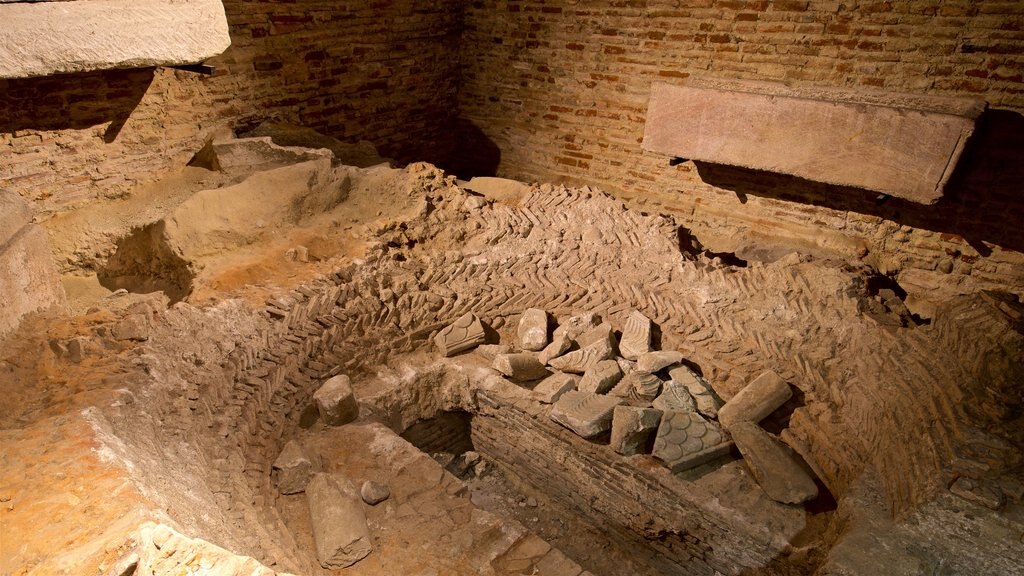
[730,422,818,504]
[652,379,697,414]
[306,473,372,568]
[434,312,487,357]
[668,366,721,419]
[652,411,732,473]
[552,312,601,342]
[718,370,792,429]
[610,406,662,456]
[636,350,684,373]
[313,375,360,427]
[548,337,614,374]
[518,308,550,351]
[549,391,624,439]
[577,360,623,394]
[533,372,578,404]
[272,440,312,495]
[538,332,573,365]
[619,310,652,361]
[494,353,551,382]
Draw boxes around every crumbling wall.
[457,1,1024,308]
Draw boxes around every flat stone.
[538,332,574,365]
[642,79,985,204]
[610,371,663,403]
[434,312,487,357]
[652,411,733,473]
[306,473,372,568]
[475,344,512,362]
[619,310,653,360]
[577,360,623,394]
[548,337,614,374]
[211,137,332,174]
[730,422,818,504]
[313,375,360,427]
[272,440,313,495]
[533,372,579,404]
[668,366,722,419]
[575,322,615,349]
[718,370,792,429]
[652,379,697,414]
[360,480,391,505]
[550,391,625,439]
[636,350,684,373]
[518,308,550,351]
[552,312,601,342]
[0,0,231,79]
[494,353,551,382]
[610,406,662,456]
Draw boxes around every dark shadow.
[441,118,502,179]
[97,222,194,304]
[0,68,154,142]
[693,108,1024,256]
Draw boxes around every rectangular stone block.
[549,391,624,439]
[643,79,986,204]
[306,473,372,569]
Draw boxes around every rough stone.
[434,312,487,357]
[575,322,616,349]
[548,337,614,374]
[552,312,601,342]
[538,333,573,365]
[271,441,313,495]
[610,406,662,456]
[619,310,653,360]
[112,314,149,342]
[730,422,819,504]
[306,473,373,569]
[210,137,332,174]
[636,350,684,373]
[549,391,625,439]
[668,366,722,419]
[518,308,550,351]
[313,375,360,427]
[611,371,663,404]
[652,379,697,414]
[493,353,551,382]
[718,370,793,429]
[577,360,623,395]
[475,344,512,362]
[652,411,733,473]
[360,480,391,505]
[642,79,986,204]
[0,0,232,79]
[533,372,578,404]
[950,478,1006,511]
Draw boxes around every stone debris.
[551,312,601,342]
[360,480,391,505]
[718,370,793,429]
[548,337,614,374]
[636,350,684,373]
[577,360,624,394]
[113,314,149,341]
[533,372,579,404]
[475,344,512,362]
[652,379,697,414]
[652,411,733,473]
[306,473,373,568]
[610,406,663,456]
[538,332,573,365]
[668,366,722,419]
[950,477,1006,511]
[313,374,360,427]
[518,308,550,351]
[550,391,625,439]
[616,357,638,376]
[576,322,616,349]
[434,312,487,357]
[611,371,663,404]
[730,422,818,504]
[619,310,653,360]
[494,353,551,382]
[272,440,313,495]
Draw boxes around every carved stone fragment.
[619,310,653,361]
[610,406,662,456]
[538,332,573,365]
[578,360,624,394]
[552,312,601,342]
[550,390,625,438]
[730,422,819,504]
[669,366,722,419]
[494,353,551,382]
[434,312,486,357]
[652,378,697,414]
[652,411,733,473]
[307,473,373,568]
[548,337,614,374]
[533,372,579,404]
[637,350,684,373]
[611,371,663,404]
[718,370,792,429]
[518,308,550,351]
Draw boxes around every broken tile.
[652,411,733,473]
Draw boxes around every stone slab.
[306,473,372,569]
[494,353,551,382]
[668,366,721,419]
[718,370,792,429]
[730,422,818,504]
[272,440,313,495]
[0,0,231,78]
[548,337,614,374]
[577,359,623,395]
[652,378,697,414]
[533,372,578,404]
[652,411,733,473]
[610,406,662,456]
[643,79,986,204]
[637,350,683,373]
[549,391,625,439]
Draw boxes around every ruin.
[1,2,1022,576]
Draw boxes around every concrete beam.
[0,0,231,79]
[642,79,986,204]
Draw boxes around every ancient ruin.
[1,2,1022,576]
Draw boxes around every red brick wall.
[1,1,462,215]
[458,0,1024,308]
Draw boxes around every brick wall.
[0,0,463,215]
[458,0,1024,306]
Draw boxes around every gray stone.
[476,344,512,362]
[211,137,332,174]
[548,337,614,374]
[0,0,231,79]
[642,79,985,204]
[434,312,487,357]
[313,375,360,426]
[360,480,391,505]
[619,310,653,361]
[550,391,625,439]
[730,422,818,504]
[610,406,662,456]
[518,308,550,351]
[272,440,313,495]
[610,371,663,403]
[552,312,601,342]
[636,350,684,373]
[533,372,578,404]
[718,370,792,429]
[652,379,697,414]
[306,473,372,568]
[494,353,551,382]
[538,332,573,365]
[113,314,150,341]
[577,360,623,394]
[668,366,722,419]
[652,411,733,473]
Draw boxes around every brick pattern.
[0,1,461,215]
[458,0,1024,301]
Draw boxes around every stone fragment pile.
[436,308,820,505]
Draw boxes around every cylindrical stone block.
[718,370,792,429]
[313,374,360,426]
[306,473,372,568]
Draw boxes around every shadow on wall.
[441,118,502,179]
[693,108,1024,257]
[0,68,154,142]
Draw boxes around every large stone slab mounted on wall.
[643,78,987,204]
[0,0,231,78]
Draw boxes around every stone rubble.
[518,308,550,351]
[494,353,551,382]
[306,473,373,569]
[618,310,653,361]
[434,312,487,357]
[668,366,721,419]
[718,370,793,429]
[533,372,579,404]
[577,359,624,395]
[272,440,313,495]
[360,480,391,506]
[313,374,360,427]
[730,421,819,504]
[549,391,625,439]
[610,406,663,456]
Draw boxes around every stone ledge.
[0,0,231,79]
